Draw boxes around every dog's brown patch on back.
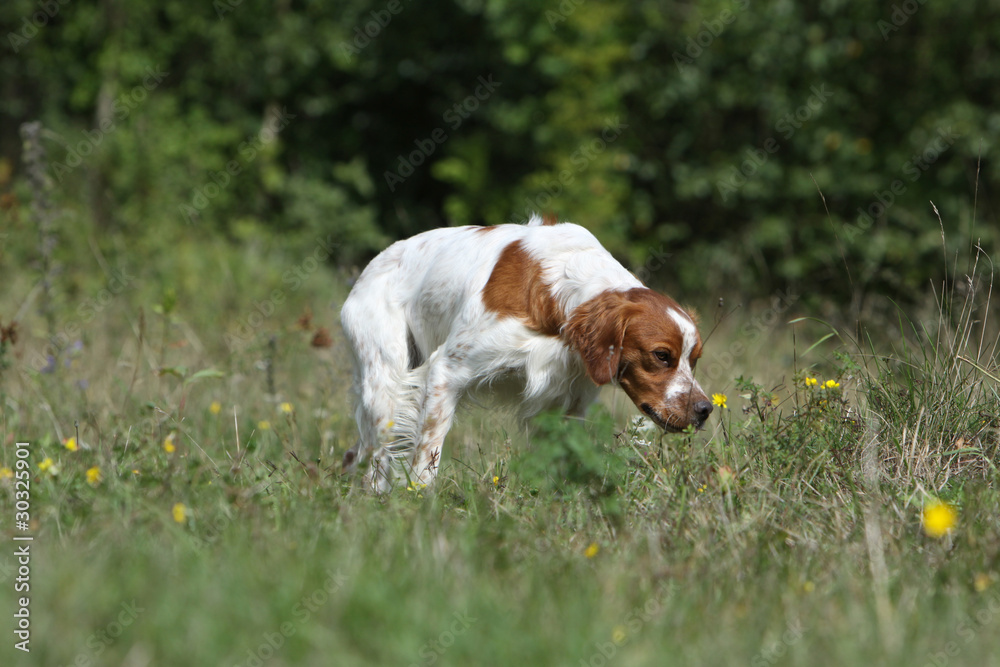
[475,225,499,233]
[483,240,563,336]
[541,213,558,226]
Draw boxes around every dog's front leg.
[408,350,468,487]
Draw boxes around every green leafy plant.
[511,407,628,515]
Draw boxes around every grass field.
[1,227,999,667]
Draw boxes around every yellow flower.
[172,503,188,523]
[63,437,78,452]
[163,434,176,453]
[824,379,840,389]
[209,401,222,415]
[0,467,12,480]
[492,475,500,486]
[612,625,627,644]
[584,542,600,559]
[280,402,294,414]
[711,393,727,409]
[38,457,55,474]
[922,499,957,538]
[804,377,818,387]
[974,573,993,593]
[407,482,427,492]
[257,420,271,431]
[86,466,101,485]
[802,581,815,594]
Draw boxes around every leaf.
[185,368,226,385]
[803,332,836,357]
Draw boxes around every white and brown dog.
[340,215,712,491]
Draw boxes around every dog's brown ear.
[563,292,628,385]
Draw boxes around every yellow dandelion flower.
[172,503,188,523]
[86,466,101,485]
[824,379,840,389]
[257,420,271,431]
[802,581,815,593]
[584,542,599,559]
[38,457,55,473]
[804,377,818,387]
[612,625,627,644]
[407,482,427,492]
[163,434,176,453]
[0,467,12,480]
[492,475,500,486]
[922,499,957,538]
[974,573,993,593]
[209,401,222,415]
[63,437,78,452]
[711,393,727,409]
[280,402,294,414]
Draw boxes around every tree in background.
[1,0,997,317]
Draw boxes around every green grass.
[2,228,999,667]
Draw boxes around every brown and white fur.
[340,216,712,491]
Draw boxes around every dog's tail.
[526,212,559,226]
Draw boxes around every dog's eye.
[653,350,673,365]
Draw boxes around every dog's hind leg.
[340,277,418,492]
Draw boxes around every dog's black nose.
[693,400,714,425]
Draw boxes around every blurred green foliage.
[511,407,627,516]
[2,0,997,308]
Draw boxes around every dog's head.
[564,288,712,431]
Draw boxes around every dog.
[340,215,712,491]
